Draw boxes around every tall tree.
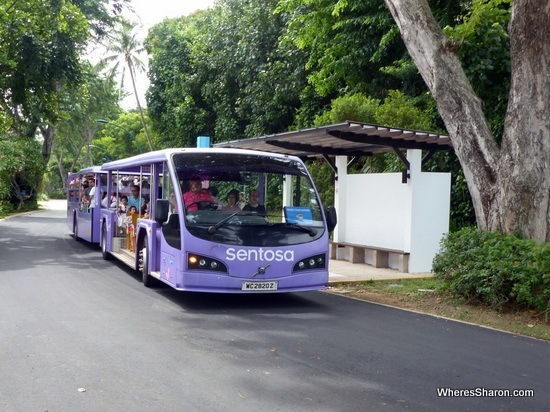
[146,0,306,146]
[94,111,150,158]
[0,0,126,159]
[0,0,124,207]
[52,61,120,188]
[102,19,154,151]
[384,0,549,241]
[146,15,210,147]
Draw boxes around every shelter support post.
[333,156,348,242]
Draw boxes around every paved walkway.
[328,259,432,283]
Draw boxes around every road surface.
[0,204,548,411]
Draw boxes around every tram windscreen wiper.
[207,211,242,234]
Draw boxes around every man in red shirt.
[183,176,212,211]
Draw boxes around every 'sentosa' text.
[226,248,294,262]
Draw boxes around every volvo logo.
[252,264,271,277]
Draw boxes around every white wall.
[334,150,451,273]
[345,173,409,250]
[408,171,451,272]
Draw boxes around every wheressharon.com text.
[437,387,534,398]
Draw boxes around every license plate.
[241,281,278,291]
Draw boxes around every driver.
[183,175,213,211]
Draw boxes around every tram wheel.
[141,236,155,287]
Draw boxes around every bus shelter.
[215,121,453,273]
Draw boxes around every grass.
[327,278,550,341]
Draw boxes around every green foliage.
[433,227,550,314]
[374,90,434,130]
[0,137,45,209]
[0,0,91,126]
[145,14,207,147]
[47,61,121,196]
[1,0,121,204]
[443,0,511,141]
[0,110,12,137]
[95,112,150,158]
[306,159,335,208]
[146,0,303,146]
[277,0,427,98]
[313,93,379,125]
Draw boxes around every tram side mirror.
[156,199,169,223]
[326,206,337,232]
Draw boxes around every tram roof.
[100,147,303,172]
[76,166,103,174]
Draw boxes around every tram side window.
[291,174,322,222]
[161,162,181,249]
[78,175,92,211]
[68,177,80,203]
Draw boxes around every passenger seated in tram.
[128,185,145,210]
[221,189,242,212]
[183,175,212,211]
[101,191,117,208]
[140,199,150,219]
[242,189,267,215]
[116,195,128,213]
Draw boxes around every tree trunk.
[384,0,549,242]
[37,123,55,200]
[55,152,68,194]
[128,59,154,151]
[494,0,550,242]
[40,124,54,165]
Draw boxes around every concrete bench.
[329,241,409,273]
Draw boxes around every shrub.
[0,137,45,209]
[0,201,13,218]
[433,227,550,315]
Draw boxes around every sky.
[126,0,216,31]
[117,0,216,108]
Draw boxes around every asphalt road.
[1,205,549,411]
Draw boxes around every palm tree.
[101,19,154,151]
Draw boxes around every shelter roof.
[214,121,452,158]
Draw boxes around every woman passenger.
[221,189,242,212]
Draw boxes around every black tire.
[73,217,80,241]
[141,236,154,287]
[101,224,111,260]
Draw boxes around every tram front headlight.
[187,253,227,273]
[293,254,326,272]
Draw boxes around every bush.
[0,137,45,209]
[0,201,13,218]
[433,227,550,315]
